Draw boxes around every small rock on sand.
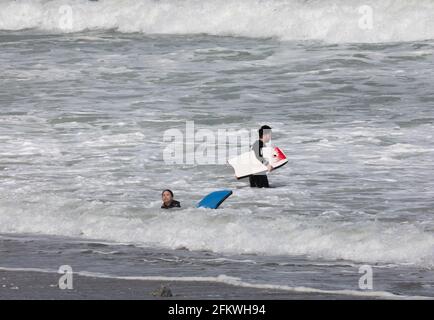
[151,285,173,297]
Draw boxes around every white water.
[0,194,433,266]
[1,0,434,43]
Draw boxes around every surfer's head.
[162,189,174,204]
[259,125,272,143]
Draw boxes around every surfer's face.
[162,191,173,204]
[263,133,271,143]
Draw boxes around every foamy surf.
[0,0,434,43]
[0,194,433,267]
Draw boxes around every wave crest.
[0,0,434,43]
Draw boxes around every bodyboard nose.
[197,190,233,209]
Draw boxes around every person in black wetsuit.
[249,125,273,188]
[161,189,181,209]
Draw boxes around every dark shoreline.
[0,269,377,300]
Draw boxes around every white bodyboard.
[228,146,288,179]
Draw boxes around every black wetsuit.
[249,140,270,188]
[161,200,181,209]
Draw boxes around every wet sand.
[0,270,372,300]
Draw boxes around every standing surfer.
[249,125,273,188]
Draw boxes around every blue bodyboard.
[197,190,233,209]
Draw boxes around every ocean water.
[0,0,434,298]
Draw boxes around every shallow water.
[1,233,433,298]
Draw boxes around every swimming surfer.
[249,125,273,188]
[161,189,181,209]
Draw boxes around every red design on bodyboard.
[273,147,286,162]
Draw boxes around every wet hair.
[259,125,272,138]
[162,189,174,198]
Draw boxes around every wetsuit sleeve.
[252,140,269,166]
[162,201,180,209]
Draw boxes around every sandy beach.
[0,269,374,300]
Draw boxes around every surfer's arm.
[252,140,270,166]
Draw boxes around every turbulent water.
[0,0,434,298]
[2,0,434,43]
